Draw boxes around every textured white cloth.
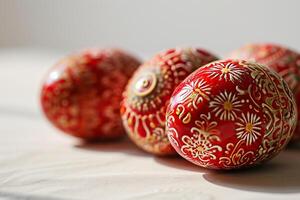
[0,49,299,200]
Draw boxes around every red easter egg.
[228,44,300,141]
[166,59,297,169]
[121,47,218,155]
[41,48,141,141]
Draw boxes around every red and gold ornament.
[228,43,300,141]
[41,48,141,141]
[121,47,218,155]
[166,59,297,169]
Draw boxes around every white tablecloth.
[0,49,300,200]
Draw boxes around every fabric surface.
[0,49,300,200]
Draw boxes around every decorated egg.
[121,47,218,155]
[166,59,297,169]
[41,48,141,141]
[228,43,300,141]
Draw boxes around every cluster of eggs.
[41,44,299,170]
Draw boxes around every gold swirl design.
[246,62,296,160]
[176,104,192,124]
[166,114,180,147]
[219,140,255,169]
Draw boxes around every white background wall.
[0,0,299,57]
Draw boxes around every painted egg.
[228,43,300,141]
[41,48,141,141]
[166,59,297,169]
[121,47,218,155]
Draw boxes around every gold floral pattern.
[181,113,222,167]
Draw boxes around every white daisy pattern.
[236,112,262,146]
[177,79,211,109]
[206,62,244,82]
[209,91,242,120]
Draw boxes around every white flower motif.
[209,91,242,120]
[236,112,262,146]
[206,62,244,82]
[177,79,211,109]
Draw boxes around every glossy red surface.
[228,44,300,141]
[166,59,297,169]
[41,49,141,141]
[121,47,218,155]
